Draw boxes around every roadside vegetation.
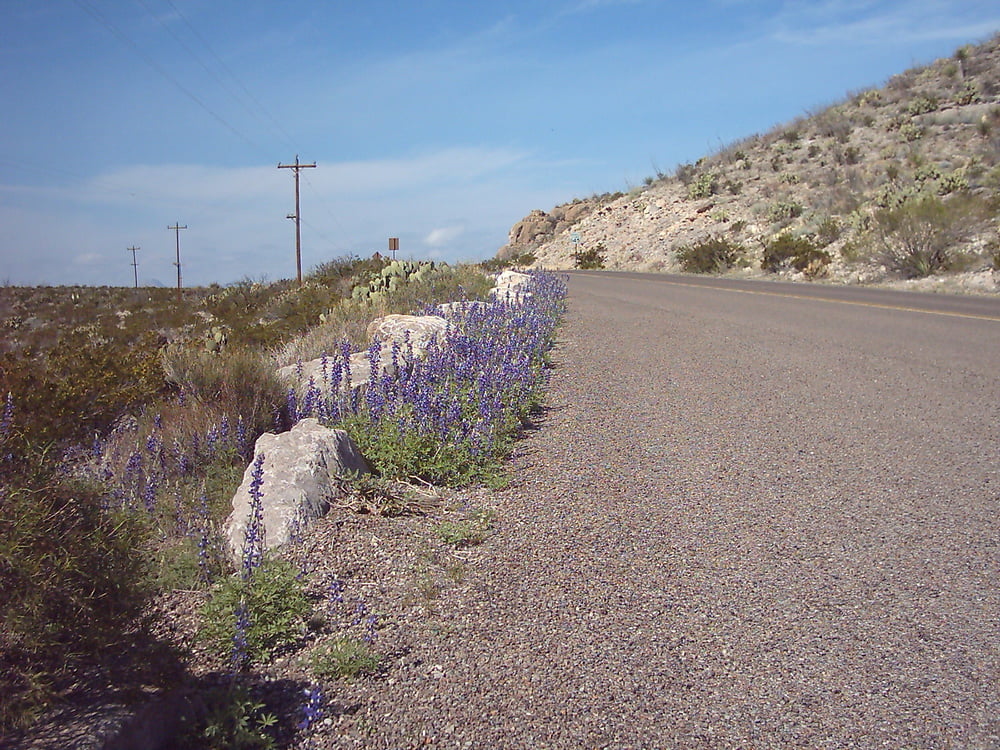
[0,254,566,746]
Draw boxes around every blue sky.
[1,1,998,286]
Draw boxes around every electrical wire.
[72,0,259,149]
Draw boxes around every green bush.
[874,193,992,278]
[199,559,310,668]
[0,328,165,449]
[0,466,152,729]
[761,234,831,274]
[675,237,744,273]
[573,244,606,270]
[687,172,719,199]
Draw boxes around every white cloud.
[74,252,105,265]
[423,225,464,247]
[768,1,1000,46]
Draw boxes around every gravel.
[11,273,999,749]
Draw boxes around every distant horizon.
[2,1,998,286]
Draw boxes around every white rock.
[226,418,369,562]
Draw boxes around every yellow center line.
[646,278,1000,322]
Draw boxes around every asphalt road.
[567,269,1000,321]
[319,270,1000,748]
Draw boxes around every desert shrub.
[161,345,286,440]
[815,217,843,246]
[761,234,831,274]
[687,172,719,199]
[874,193,992,278]
[0,456,152,729]
[0,327,165,449]
[675,162,697,185]
[767,201,804,223]
[482,251,535,272]
[675,236,744,274]
[573,244,606,270]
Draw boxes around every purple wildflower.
[241,452,267,580]
[296,684,325,732]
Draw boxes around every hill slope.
[500,34,1000,291]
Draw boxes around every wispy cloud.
[769,0,1000,46]
[423,225,464,247]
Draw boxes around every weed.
[177,684,278,750]
[342,474,438,516]
[437,509,494,547]
[310,637,382,679]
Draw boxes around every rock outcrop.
[226,418,369,562]
[497,198,602,259]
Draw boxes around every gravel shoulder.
[290,274,999,748]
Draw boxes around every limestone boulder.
[490,270,534,304]
[277,349,393,398]
[437,300,489,320]
[366,314,448,356]
[226,418,369,562]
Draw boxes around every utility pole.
[127,246,140,288]
[168,223,187,301]
[277,155,316,285]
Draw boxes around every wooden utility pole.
[127,246,140,288]
[168,223,187,301]
[277,155,316,285]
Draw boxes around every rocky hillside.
[500,34,1000,291]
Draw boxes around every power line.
[72,0,258,148]
[158,0,300,154]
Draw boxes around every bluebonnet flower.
[297,684,325,732]
[327,579,345,605]
[230,600,250,673]
[241,452,267,580]
[0,392,13,440]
